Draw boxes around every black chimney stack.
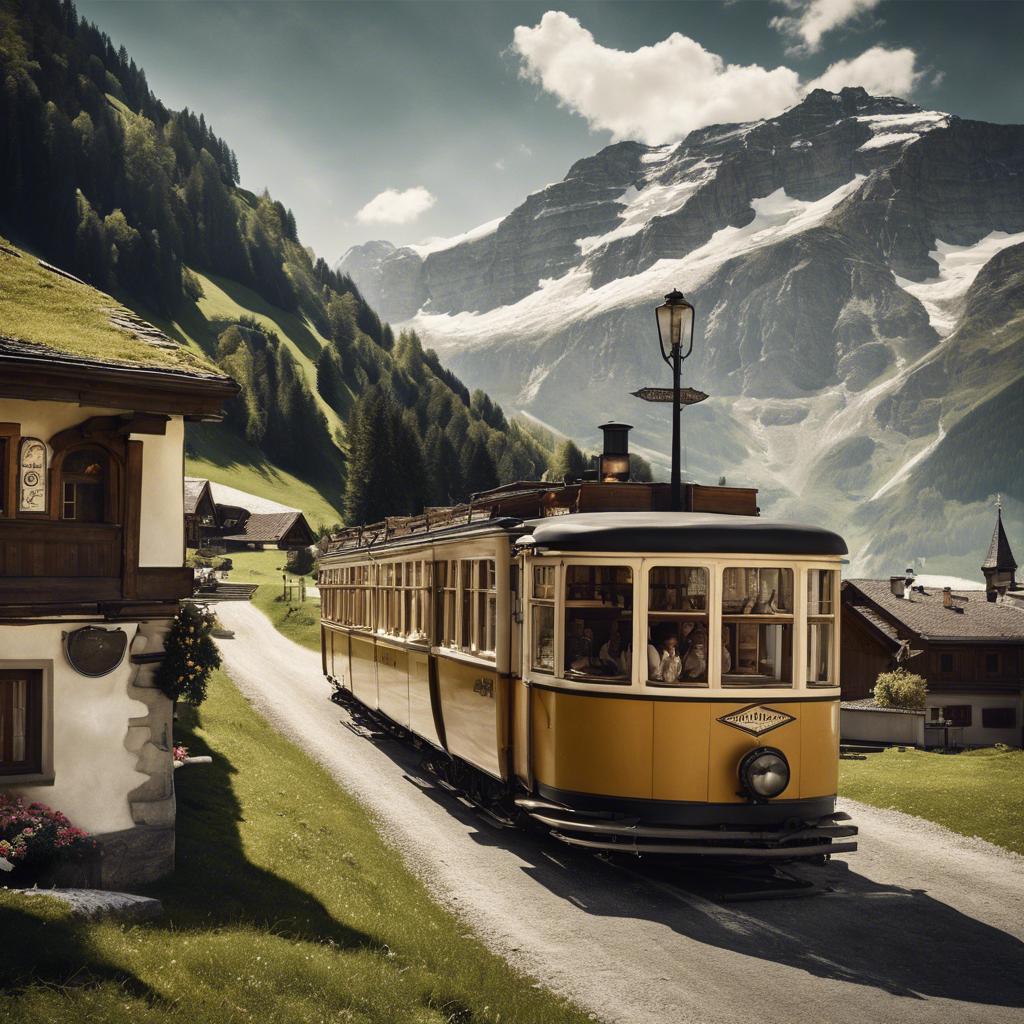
[599,422,632,483]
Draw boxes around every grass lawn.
[212,548,322,652]
[840,746,1024,854]
[0,668,593,1024]
[187,423,344,529]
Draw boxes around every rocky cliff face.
[338,88,1024,577]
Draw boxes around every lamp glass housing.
[655,291,695,362]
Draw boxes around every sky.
[77,1,1024,264]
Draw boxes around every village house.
[841,507,1024,748]
[0,249,236,888]
[184,476,314,553]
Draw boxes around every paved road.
[214,602,1024,1024]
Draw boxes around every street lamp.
[654,289,695,512]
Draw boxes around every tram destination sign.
[632,387,709,405]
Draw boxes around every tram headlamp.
[738,747,790,800]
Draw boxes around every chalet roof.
[840,698,923,716]
[221,511,312,544]
[845,578,1024,642]
[846,601,901,644]
[982,508,1018,572]
[0,238,236,418]
[183,477,214,516]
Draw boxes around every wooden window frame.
[981,706,1016,729]
[529,562,557,675]
[0,662,53,784]
[0,423,18,519]
[806,568,838,688]
[721,566,796,689]
[647,564,709,688]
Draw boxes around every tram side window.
[807,569,837,685]
[461,559,497,659]
[531,564,555,673]
[402,559,430,643]
[564,565,633,684]
[721,567,794,687]
[440,560,458,649]
[647,567,709,686]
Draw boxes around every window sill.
[0,772,54,786]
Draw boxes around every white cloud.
[355,186,436,225]
[805,45,922,96]
[494,158,506,171]
[512,11,801,146]
[511,12,920,146]
[770,0,882,53]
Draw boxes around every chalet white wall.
[136,414,184,567]
[3,399,185,568]
[925,693,1024,748]
[1,621,149,834]
[3,398,123,441]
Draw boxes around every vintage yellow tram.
[318,475,857,859]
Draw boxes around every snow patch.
[408,177,866,352]
[575,164,715,255]
[870,427,946,501]
[857,131,920,152]
[405,217,503,257]
[894,230,1024,336]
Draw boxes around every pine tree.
[547,439,589,482]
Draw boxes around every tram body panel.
[707,702,801,803]
[435,654,507,780]
[376,641,410,729]
[799,699,840,798]
[349,634,378,709]
[531,689,654,799]
[512,679,530,786]
[651,700,711,802]
[326,626,352,690]
[408,648,441,747]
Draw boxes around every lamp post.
[655,289,695,512]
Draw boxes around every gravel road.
[214,601,1024,1024]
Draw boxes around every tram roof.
[520,512,847,556]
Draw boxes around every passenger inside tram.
[563,565,633,682]
[647,566,709,685]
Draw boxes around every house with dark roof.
[183,477,219,547]
[182,478,314,552]
[841,507,1023,748]
[220,510,314,551]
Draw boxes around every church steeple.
[982,496,1018,601]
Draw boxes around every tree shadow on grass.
[147,705,375,952]
[0,900,162,1002]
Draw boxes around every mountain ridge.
[339,87,1024,578]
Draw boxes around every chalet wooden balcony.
[0,520,192,610]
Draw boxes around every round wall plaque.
[64,626,128,677]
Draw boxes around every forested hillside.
[0,0,553,526]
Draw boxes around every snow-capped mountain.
[338,88,1024,578]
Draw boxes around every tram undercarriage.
[330,684,858,862]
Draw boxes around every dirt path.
[214,601,1024,1024]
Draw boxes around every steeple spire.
[982,496,1017,601]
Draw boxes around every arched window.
[60,446,109,523]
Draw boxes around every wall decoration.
[17,437,47,513]
[63,626,128,677]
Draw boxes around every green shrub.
[873,668,928,709]
[287,546,314,575]
[156,604,222,706]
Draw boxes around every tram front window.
[721,567,794,687]
[647,566,709,686]
[563,565,633,684]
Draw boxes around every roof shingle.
[845,578,1024,641]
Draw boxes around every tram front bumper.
[519,803,858,858]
